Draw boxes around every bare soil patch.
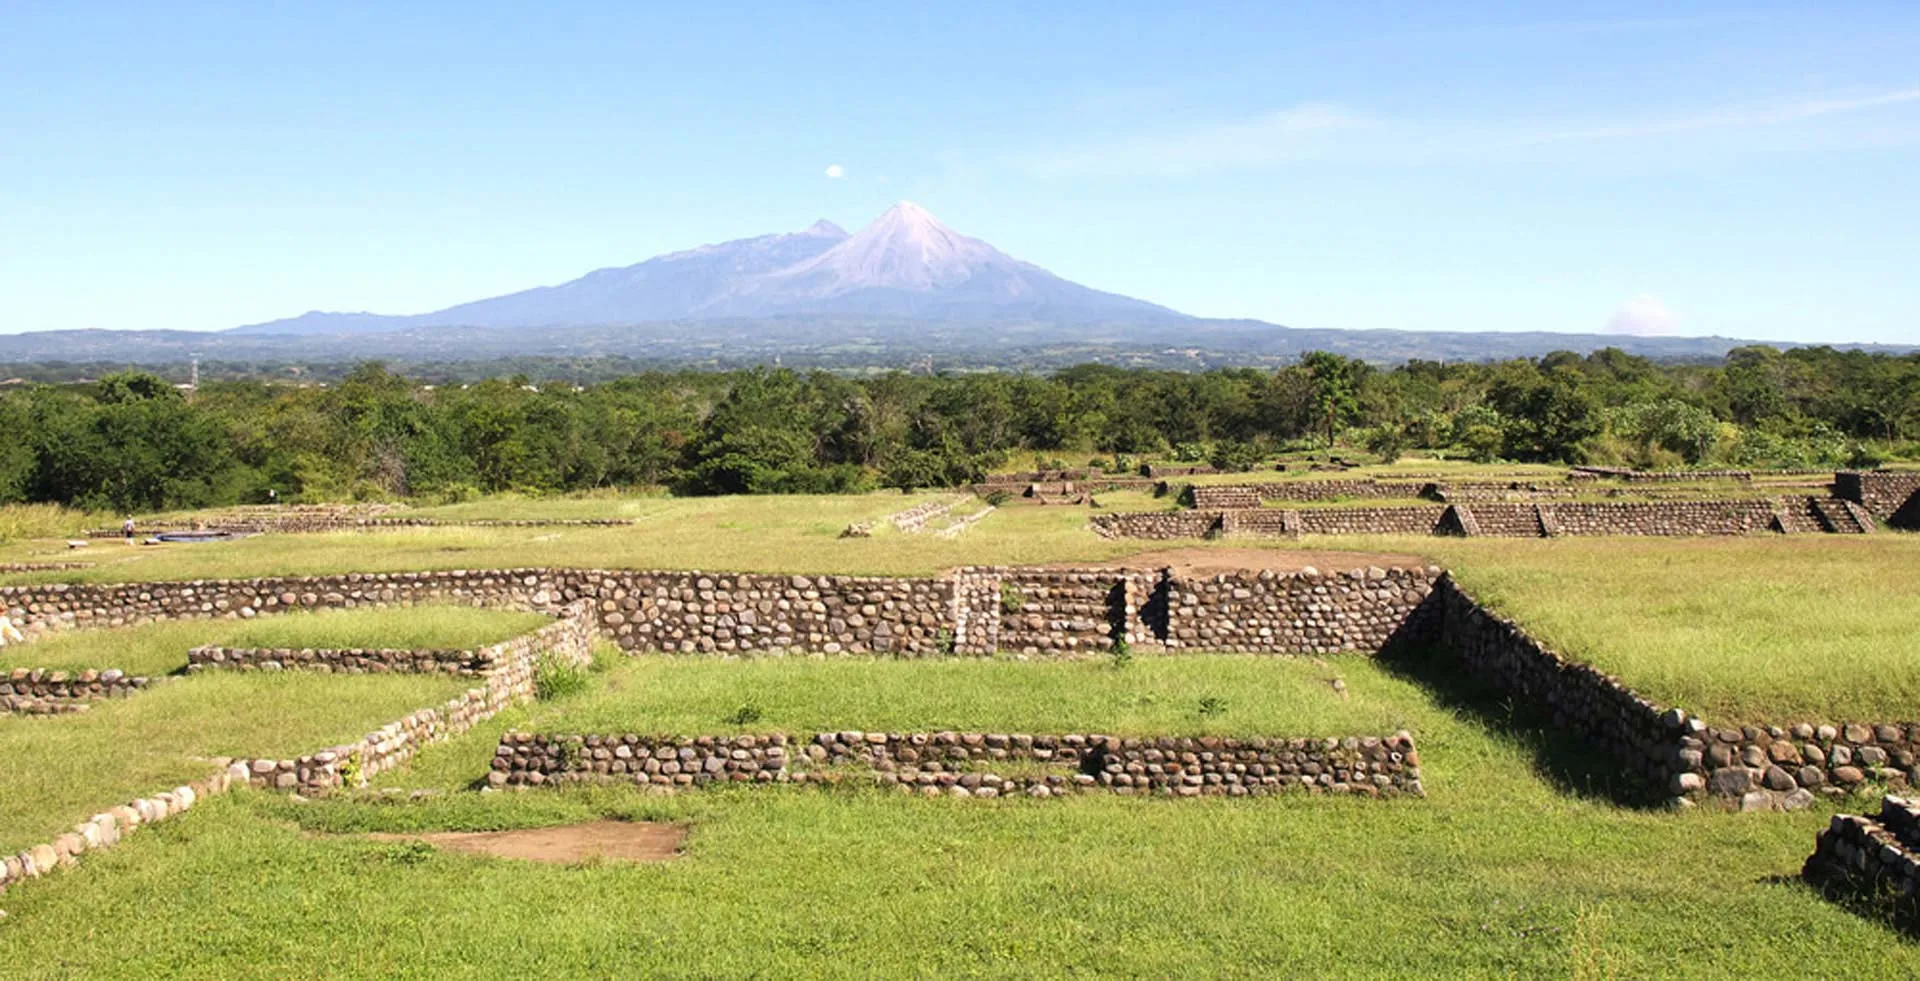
[1073,547,1433,578]
[366,820,687,863]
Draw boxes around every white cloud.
[1606,294,1679,336]
[823,164,845,179]
[1020,88,1920,176]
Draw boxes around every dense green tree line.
[3,346,1915,512]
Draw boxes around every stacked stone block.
[1164,566,1441,654]
[1836,470,1920,528]
[496,729,1423,799]
[233,603,597,795]
[3,667,154,714]
[1804,796,1920,925]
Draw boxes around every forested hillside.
[2,345,1914,512]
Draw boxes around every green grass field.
[0,671,468,853]
[0,654,1910,977]
[0,605,548,853]
[512,656,1409,737]
[1424,535,1920,723]
[5,493,1917,725]
[0,490,1916,974]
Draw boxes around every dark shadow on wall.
[1376,602,1664,810]
[1892,491,1920,531]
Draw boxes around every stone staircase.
[1808,498,1876,534]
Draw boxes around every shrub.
[998,582,1025,614]
[725,703,764,726]
[533,653,591,700]
[1363,427,1407,464]
[1847,444,1889,470]
[1109,637,1132,669]
[1198,696,1228,717]
[984,490,1011,507]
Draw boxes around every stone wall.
[889,497,962,533]
[1096,498,1871,541]
[92,511,635,538]
[1253,480,1426,502]
[0,568,955,658]
[1543,500,1779,536]
[1433,576,1920,810]
[234,603,597,795]
[1837,471,1920,527]
[494,729,1424,799]
[1293,506,1448,536]
[2,667,155,714]
[991,569,1125,655]
[1088,511,1222,540]
[1456,503,1548,537]
[1164,567,1442,654]
[0,763,250,899]
[187,644,497,676]
[1435,578,1699,800]
[1188,485,1263,510]
[1803,796,1920,926]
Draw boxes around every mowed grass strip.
[0,606,550,677]
[0,671,468,853]
[514,655,1407,738]
[0,656,1909,977]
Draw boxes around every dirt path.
[366,820,688,863]
[1063,546,1434,578]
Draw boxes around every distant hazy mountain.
[231,203,1179,335]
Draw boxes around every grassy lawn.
[0,671,468,853]
[1417,535,1920,724]
[507,655,1408,737]
[0,606,550,677]
[0,654,1908,976]
[0,492,1153,583]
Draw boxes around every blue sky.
[3,2,1916,343]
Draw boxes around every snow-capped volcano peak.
[776,201,1016,292]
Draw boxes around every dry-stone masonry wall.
[2,668,155,714]
[231,603,596,795]
[1435,577,1702,801]
[1803,796,1920,927]
[889,497,963,533]
[0,601,598,899]
[1434,576,1920,810]
[1165,566,1442,654]
[0,761,252,899]
[1088,511,1222,540]
[496,729,1424,799]
[1837,471,1920,528]
[1094,497,1875,541]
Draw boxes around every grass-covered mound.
[1431,535,1920,723]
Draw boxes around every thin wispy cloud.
[1023,87,1920,176]
[1026,104,1373,177]
[1529,89,1920,144]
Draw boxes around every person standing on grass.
[122,517,134,541]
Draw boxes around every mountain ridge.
[231,203,1179,335]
